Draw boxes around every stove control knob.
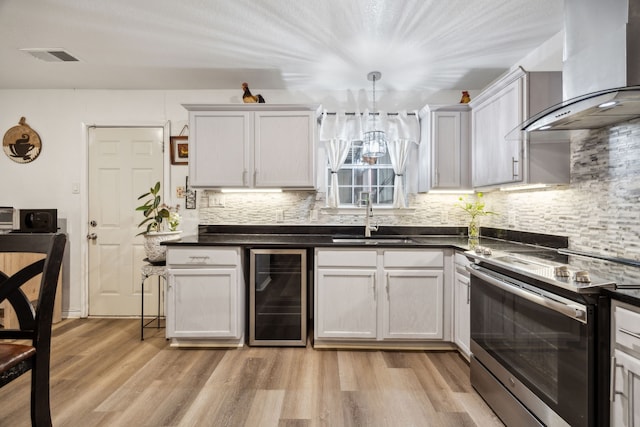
[574,271,591,283]
[554,266,571,277]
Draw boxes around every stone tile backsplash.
[199,119,640,260]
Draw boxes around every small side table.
[140,260,167,341]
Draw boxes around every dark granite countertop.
[163,225,568,253]
[165,232,474,249]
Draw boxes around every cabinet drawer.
[316,250,377,267]
[383,250,443,268]
[167,247,239,266]
[614,304,640,352]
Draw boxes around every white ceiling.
[0,0,564,92]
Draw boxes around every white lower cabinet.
[382,269,443,339]
[166,247,244,347]
[315,268,377,339]
[611,299,640,426]
[315,248,447,347]
[453,252,471,359]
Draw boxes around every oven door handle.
[467,265,588,324]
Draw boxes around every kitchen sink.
[331,237,415,245]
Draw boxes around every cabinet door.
[472,77,523,187]
[189,111,251,187]
[612,349,640,427]
[381,269,444,340]
[167,268,240,338]
[453,271,470,357]
[254,111,315,188]
[432,111,463,189]
[315,268,377,339]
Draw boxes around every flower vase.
[143,230,182,263]
[468,217,480,249]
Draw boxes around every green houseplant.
[136,181,171,235]
[457,192,495,249]
[136,181,181,263]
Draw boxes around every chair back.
[0,233,67,347]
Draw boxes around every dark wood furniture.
[0,233,66,427]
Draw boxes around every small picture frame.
[170,136,188,165]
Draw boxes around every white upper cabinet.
[189,110,251,187]
[184,104,319,189]
[470,67,567,189]
[419,104,471,191]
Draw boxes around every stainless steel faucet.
[362,192,378,237]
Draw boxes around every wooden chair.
[0,233,66,427]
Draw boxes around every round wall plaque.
[3,117,42,163]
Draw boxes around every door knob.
[90,220,97,227]
[87,233,97,240]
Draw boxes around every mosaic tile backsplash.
[199,119,640,263]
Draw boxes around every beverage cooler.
[249,249,307,346]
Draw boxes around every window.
[327,140,399,206]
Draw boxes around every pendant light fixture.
[361,71,387,158]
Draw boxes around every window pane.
[339,186,353,204]
[378,186,394,204]
[378,168,395,186]
[337,169,352,185]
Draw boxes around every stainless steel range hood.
[522,0,640,133]
[522,86,640,132]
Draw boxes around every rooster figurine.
[460,91,471,104]
[242,82,265,103]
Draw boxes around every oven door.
[469,265,595,427]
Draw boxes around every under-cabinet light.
[220,188,282,193]
[427,189,475,194]
[499,184,548,192]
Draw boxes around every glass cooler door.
[250,249,307,346]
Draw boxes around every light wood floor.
[0,319,504,427]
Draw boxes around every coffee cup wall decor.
[3,117,42,163]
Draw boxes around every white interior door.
[88,127,163,316]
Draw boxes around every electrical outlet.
[208,194,225,207]
[309,209,319,222]
[508,211,516,228]
[441,210,448,224]
[276,209,284,222]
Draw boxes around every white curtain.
[384,111,420,208]
[319,111,362,207]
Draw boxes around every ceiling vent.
[20,48,79,62]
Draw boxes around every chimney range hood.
[522,86,640,132]
[521,0,640,134]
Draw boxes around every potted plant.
[136,181,181,263]
[457,192,495,249]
